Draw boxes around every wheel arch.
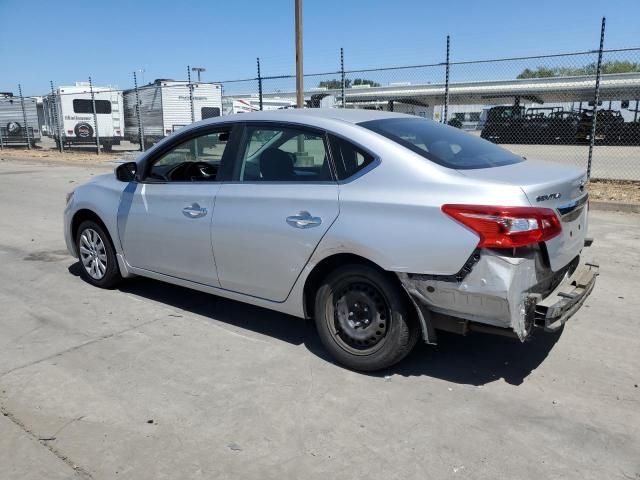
[71,209,117,253]
[302,253,424,339]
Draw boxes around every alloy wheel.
[79,228,107,280]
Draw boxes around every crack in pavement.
[1,407,92,480]
[0,317,162,379]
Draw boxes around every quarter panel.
[316,157,532,275]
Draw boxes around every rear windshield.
[359,117,524,169]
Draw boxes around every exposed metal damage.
[398,244,599,343]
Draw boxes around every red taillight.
[67,130,73,135]
[442,204,562,248]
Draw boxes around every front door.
[119,127,233,286]
[212,124,339,301]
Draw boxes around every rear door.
[211,123,340,301]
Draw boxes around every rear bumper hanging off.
[531,260,599,332]
[397,244,598,343]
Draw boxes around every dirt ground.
[0,146,132,165]
[588,179,640,204]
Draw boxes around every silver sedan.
[64,109,597,371]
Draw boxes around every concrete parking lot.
[0,158,639,480]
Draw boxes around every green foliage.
[351,78,381,87]
[317,78,381,89]
[318,79,351,89]
[517,61,640,79]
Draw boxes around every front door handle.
[182,203,208,218]
[286,211,322,229]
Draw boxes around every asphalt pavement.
[0,158,638,479]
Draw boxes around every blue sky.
[1,0,638,95]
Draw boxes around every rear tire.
[314,264,418,371]
[75,220,122,289]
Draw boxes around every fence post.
[340,47,345,108]
[18,84,31,149]
[187,65,195,123]
[257,57,263,111]
[88,76,100,155]
[443,35,450,124]
[133,71,145,151]
[587,17,606,180]
[50,81,63,152]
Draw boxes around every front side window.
[147,129,230,182]
[238,126,332,182]
[360,117,524,170]
[73,99,112,114]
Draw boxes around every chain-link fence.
[6,20,640,181]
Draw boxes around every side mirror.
[115,162,138,182]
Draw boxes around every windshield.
[360,117,525,169]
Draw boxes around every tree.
[517,61,640,79]
[352,78,381,87]
[317,78,380,89]
[318,79,351,89]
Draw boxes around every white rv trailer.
[43,82,124,150]
[0,93,41,146]
[123,80,223,146]
[222,96,296,115]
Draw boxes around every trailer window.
[73,99,112,114]
[201,107,220,119]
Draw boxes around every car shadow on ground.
[69,263,562,386]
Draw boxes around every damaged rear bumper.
[532,260,599,332]
[397,246,598,343]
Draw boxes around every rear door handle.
[182,203,208,218]
[286,211,322,229]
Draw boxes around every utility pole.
[192,67,206,82]
[295,0,304,108]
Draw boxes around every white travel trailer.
[44,82,124,151]
[123,80,223,146]
[0,93,41,147]
[222,96,296,115]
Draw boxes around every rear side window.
[360,117,524,170]
[328,135,374,180]
[73,99,112,114]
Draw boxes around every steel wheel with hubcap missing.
[314,264,419,371]
[330,280,391,356]
[75,220,122,288]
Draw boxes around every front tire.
[75,220,122,288]
[314,264,418,371]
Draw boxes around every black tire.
[314,264,419,371]
[75,220,122,289]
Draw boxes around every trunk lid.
[458,159,588,271]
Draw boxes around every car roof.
[205,108,411,127]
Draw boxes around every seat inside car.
[260,148,295,181]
